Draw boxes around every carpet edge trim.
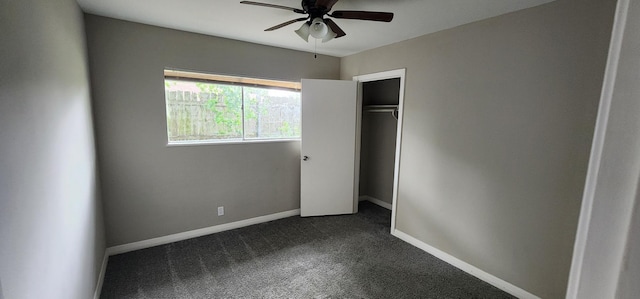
[106,209,301,256]
[93,251,108,299]
[392,229,540,299]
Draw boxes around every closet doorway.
[354,69,405,231]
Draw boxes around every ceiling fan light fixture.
[322,28,337,43]
[295,22,310,42]
[309,17,328,39]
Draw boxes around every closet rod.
[363,105,397,112]
[363,105,399,120]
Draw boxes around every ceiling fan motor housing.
[302,0,333,19]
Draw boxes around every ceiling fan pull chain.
[314,38,317,59]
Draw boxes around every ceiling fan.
[240,0,394,43]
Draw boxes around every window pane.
[243,87,301,139]
[165,80,243,142]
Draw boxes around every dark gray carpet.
[100,202,515,298]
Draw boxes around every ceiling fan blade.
[324,18,346,38]
[265,18,309,31]
[330,11,394,22]
[314,0,339,11]
[240,1,305,14]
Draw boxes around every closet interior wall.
[359,78,401,206]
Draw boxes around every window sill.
[166,138,301,147]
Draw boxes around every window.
[164,70,301,144]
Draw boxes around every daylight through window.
[164,70,301,144]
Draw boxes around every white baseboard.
[392,229,540,299]
[93,251,108,299]
[359,195,393,210]
[106,209,300,256]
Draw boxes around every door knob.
[303,156,309,161]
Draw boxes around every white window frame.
[164,69,302,146]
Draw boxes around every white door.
[300,79,360,217]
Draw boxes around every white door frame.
[566,0,635,297]
[353,69,406,232]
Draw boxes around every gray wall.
[618,187,640,299]
[84,15,341,246]
[341,0,615,297]
[0,0,105,298]
[572,0,640,297]
[362,79,401,106]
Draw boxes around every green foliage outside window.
[165,79,300,143]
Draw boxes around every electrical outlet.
[217,206,224,216]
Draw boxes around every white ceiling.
[76,0,554,57]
